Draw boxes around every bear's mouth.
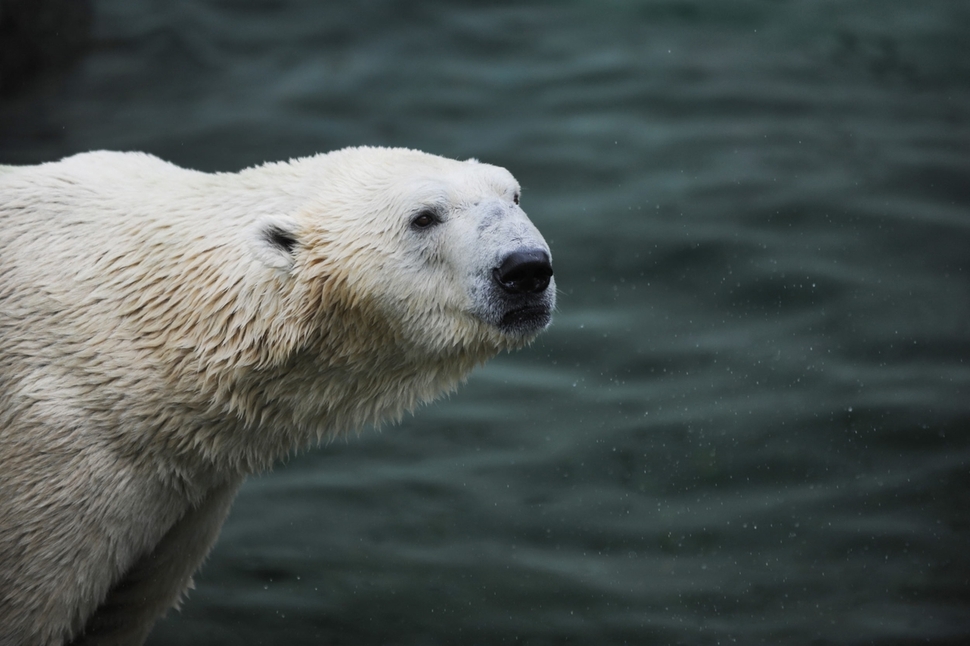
[499,304,552,334]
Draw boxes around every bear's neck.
[168,327,493,477]
[199,348,487,473]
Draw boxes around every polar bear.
[0,147,555,645]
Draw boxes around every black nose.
[492,249,553,295]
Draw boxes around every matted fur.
[0,147,554,645]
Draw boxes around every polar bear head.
[236,147,555,434]
[248,147,555,356]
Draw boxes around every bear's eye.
[513,192,520,206]
[410,210,438,230]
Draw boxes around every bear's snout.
[492,249,553,295]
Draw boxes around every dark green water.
[2,1,969,644]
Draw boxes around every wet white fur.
[0,148,553,645]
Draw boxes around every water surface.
[2,1,968,644]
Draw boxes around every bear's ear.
[249,215,300,271]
